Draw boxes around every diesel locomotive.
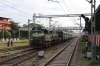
[30,27,76,48]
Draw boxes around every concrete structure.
[0,17,11,31]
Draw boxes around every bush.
[89,58,100,66]
[20,37,28,40]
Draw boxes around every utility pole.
[86,0,96,58]
[49,17,52,28]
[80,16,81,36]
[19,29,20,38]
[2,24,4,41]
[28,19,31,44]
[48,17,52,31]
[33,13,36,24]
[90,0,96,58]
[93,0,96,58]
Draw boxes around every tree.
[9,21,21,37]
[22,23,43,28]
[23,24,28,28]
[4,29,11,38]
[0,29,11,38]
[0,31,2,38]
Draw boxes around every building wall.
[0,17,11,30]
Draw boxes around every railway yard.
[0,37,84,66]
[0,0,100,66]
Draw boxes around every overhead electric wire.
[63,0,79,25]
[0,8,28,18]
[12,0,34,13]
[48,0,80,27]
[18,0,40,13]
[68,0,79,14]
[0,1,32,16]
[66,0,80,25]
[67,0,87,27]
[63,0,70,13]
[57,1,67,14]
[49,0,67,14]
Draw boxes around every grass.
[0,48,30,57]
[0,39,30,57]
[0,50,21,57]
[28,49,57,66]
[0,39,29,49]
[0,39,28,43]
[83,58,100,66]
[80,37,100,66]
[45,49,57,58]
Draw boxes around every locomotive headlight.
[35,33,38,34]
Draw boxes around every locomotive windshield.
[32,30,44,40]
[32,30,43,34]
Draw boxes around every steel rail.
[42,38,76,66]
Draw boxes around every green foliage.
[20,37,28,40]
[45,49,57,58]
[23,24,28,28]
[10,21,20,30]
[81,37,100,66]
[0,29,10,38]
[90,58,99,65]
[4,29,11,38]
[9,21,21,37]
[83,58,100,66]
[0,31,2,38]
[22,23,43,28]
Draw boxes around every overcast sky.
[0,0,100,27]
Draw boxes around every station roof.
[0,17,10,19]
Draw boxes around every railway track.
[0,38,75,66]
[0,48,37,66]
[40,37,79,66]
[0,43,66,66]
[0,46,30,57]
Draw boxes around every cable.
[63,0,79,25]
[0,1,32,16]
[18,0,40,13]
[48,0,80,27]
[48,0,67,14]
[0,8,28,18]
[12,0,34,13]
[62,0,74,22]
[57,1,67,14]
[66,0,81,26]
[63,0,70,13]
[68,0,79,13]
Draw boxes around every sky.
[0,0,100,27]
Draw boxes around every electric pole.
[90,0,96,58]
[28,19,31,44]
[86,0,96,58]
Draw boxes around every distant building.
[0,17,11,31]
